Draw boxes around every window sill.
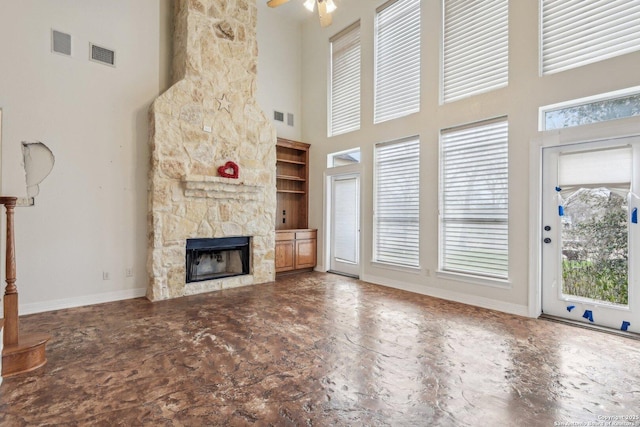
[436,270,511,289]
[370,260,422,275]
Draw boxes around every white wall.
[301,0,640,315]
[256,1,303,141]
[0,0,170,313]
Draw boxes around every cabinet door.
[295,239,317,269]
[275,240,295,272]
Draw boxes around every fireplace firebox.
[186,237,251,283]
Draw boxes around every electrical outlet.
[126,268,133,277]
[103,271,110,280]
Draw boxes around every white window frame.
[373,136,421,268]
[439,117,510,284]
[329,21,361,137]
[441,0,509,103]
[327,147,361,168]
[374,0,421,124]
[539,85,640,131]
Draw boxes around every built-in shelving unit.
[275,138,316,274]
[276,138,309,230]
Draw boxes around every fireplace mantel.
[183,175,264,201]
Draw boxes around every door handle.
[544,238,552,244]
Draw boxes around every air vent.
[51,30,71,56]
[287,113,294,127]
[89,43,115,67]
[274,111,284,122]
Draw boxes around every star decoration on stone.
[216,94,231,113]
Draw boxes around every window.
[440,118,509,279]
[540,86,640,131]
[328,148,361,168]
[374,0,421,124]
[374,137,420,267]
[557,146,633,306]
[442,0,508,103]
[541,0,640,74]
[330,22,361,136]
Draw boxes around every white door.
[329,173,360,277]
[541,137,640,333]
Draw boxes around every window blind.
[374,137,420,267]
[541,0,640,74]
[559,146,632,187]
[442,0,508,103]
[440,119,509,279]
[333,176,359,264]
[330,22,361,136]
[374,0,421,124]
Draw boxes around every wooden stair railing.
[1,196,49,376]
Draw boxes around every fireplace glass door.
[186,237,250,283]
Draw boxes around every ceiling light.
[303,0,316,12]
[267,0,336,27]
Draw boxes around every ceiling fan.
[267,0,337,28]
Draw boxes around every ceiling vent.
[51,30,71,56]
[89,43,116,67]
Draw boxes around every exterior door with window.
[329,173,360,277]
[541,137,640,333]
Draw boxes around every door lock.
[544,225,551,231]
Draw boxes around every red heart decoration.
[217,161,239,179]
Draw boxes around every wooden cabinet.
[275,229,317,273]
[295,238,317,269]
[275,138,316,274]
[275,232,295,272]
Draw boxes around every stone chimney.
[147,0,276,301]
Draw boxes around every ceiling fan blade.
[267,0,290,8]
[318,0,333,27]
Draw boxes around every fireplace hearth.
[186,237,251,283]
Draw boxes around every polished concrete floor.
[1,272,639,426]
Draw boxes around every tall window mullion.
[442,0,508,103]
[374,0,421,124]
[440,119,509,279]
[330,22,361,136]
[541,0,640,74]
[374,137,420,267]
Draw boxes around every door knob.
[544,225,551,231]
[544,237,551,244]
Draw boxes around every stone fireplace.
[147,0,276,301]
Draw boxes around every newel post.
[1,196,50,376]
[1,197,18,348]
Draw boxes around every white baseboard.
[18,275,530,319]
[361,273,531,318]
[20,288,148,315]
